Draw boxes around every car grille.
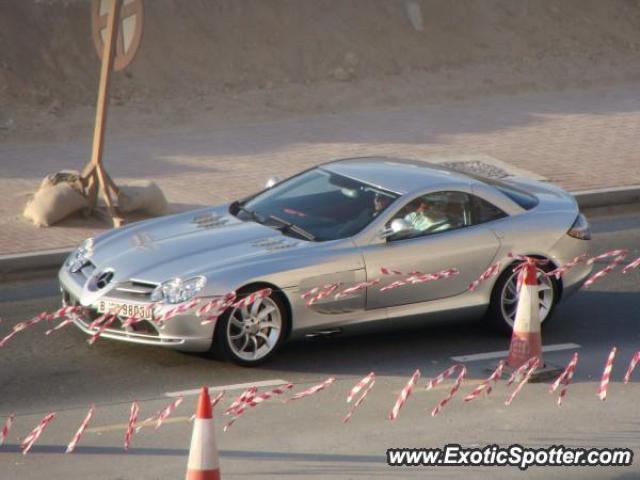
[71,261,157,301]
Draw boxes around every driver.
[403,198,439,231]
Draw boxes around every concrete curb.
[1,185,638,277]
[0,248,71,277]
[573,185,640,210]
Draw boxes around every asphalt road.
[1,207,639,479]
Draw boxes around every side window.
[470,195,507,224]
[388,191,472,240]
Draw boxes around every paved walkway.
[1,83,639,256]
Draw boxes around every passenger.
[373,193,392,217]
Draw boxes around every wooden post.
[83,0,122,226]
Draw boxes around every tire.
[486,262,559,336]
[211,287,288,367]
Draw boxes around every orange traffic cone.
[507,259,543,369]
[186,386,221,480]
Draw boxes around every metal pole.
[86,0,122,224]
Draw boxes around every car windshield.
[232,168,399,241]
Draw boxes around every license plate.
[96,300,154,321]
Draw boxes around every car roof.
[321,156,478,195]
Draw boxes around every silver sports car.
[59,157,592,366]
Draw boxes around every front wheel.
[486,263,559,336]
[212,288,288,366]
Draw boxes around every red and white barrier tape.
[597,346,617,401]
[302,283,338,301]
[407,268,459,285]
[431,365,466,417]
[546,254,588,279]
[425,365,459,390]
[556,363,578,407]
[51,306,82,319]
[211,390,226,405]
[335,280,380,299]
[124,401,140,451]
[468,262,501,292]
[87,314,118,345]
[198,292,237,325]
[136,396,183,433]
[343,378,376,423]
[86,303,129,331]
[389,369,421,421]
[301,286,321,300]
[380,269,458,293]
[464,360,505,402]
[549,352,579,407]
[587,249,629,265]
[196,298,220,316]
[236,384,293,410]
[379,280,409,293]
[0,330,20,348]
[1,414,15,446]
[623,351,640,384]
[233,289,273,310]
[45,316,78,335]
[380,267,404,276]
[505,358,540,406]
[190,390,226,421]
[0,312,49,348]
[622,256,640,274]
[158,299,201,324]
[65,405,95,454]
[306,283,341,306]
[224,384,293,431]
[507,357,539,386]
[549,352,578,394]
[584,255,627,289]
[21,412,56,455]
[512,256,551,292]
[226,386,258,416]
[87,313,111,330]
[347,372,375,403]
[287,377,335,402]
[211,391,226,407]
[155,396,183,430]
[120,314,145,329]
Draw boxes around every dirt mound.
[2,0,640,140]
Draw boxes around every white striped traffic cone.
[186,386,221,480]
[507,259,543,369]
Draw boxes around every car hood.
[87,206,307,284]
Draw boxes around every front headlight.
[65,238,94,273]
[151,276,207,304]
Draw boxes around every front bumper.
[59,269,214,353]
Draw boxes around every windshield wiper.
[267,215,316,241]
[236,204,264,224]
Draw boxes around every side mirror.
[265,176,281,189]
[380,218,412,239]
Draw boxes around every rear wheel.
[487,262,559,335]
[212,288,288,367]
